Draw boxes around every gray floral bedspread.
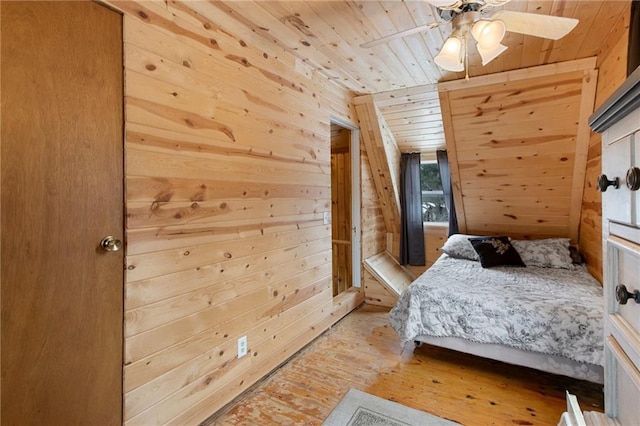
[389,255,604,366]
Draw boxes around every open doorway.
[330,118,361,297]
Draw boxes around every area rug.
[322,388,459,426]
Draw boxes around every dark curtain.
[436,149,459,236]
[629,0,640,76]
[399,152,425,266]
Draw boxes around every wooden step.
[363,251,413,298]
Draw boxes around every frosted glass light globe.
[434,37,464,72]
[472,20,506,49]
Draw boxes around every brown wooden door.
[1,2,123,424]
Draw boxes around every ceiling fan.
[360,0,579,74]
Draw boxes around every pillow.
[440,233,480,261]
[468,236,526,268]
[511,238,575,269]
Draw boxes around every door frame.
[330,115,361,289]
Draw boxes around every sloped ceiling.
[373,84,445,152]
[214,1,630,94]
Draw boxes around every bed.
[389,235,605,384]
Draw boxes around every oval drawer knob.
[615,284,640,305]
[626,167,640,191]
[597,174,620,192]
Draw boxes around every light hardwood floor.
[209,304,603,425]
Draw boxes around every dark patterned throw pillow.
[468,236,526,268]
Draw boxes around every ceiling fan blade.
[483,0,513,7]
[492,10,578,40]
[360,22,440,48]
[423,0,463,8]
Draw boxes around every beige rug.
[322,388,460,426]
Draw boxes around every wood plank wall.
[354,95,402,256]
[361,127,388,305]
[361,136,387,260]
[99,1,368,423]
[579,3,631,283]
[438,59,597,242]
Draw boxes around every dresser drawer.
[606,237,640,334]
[606,237,640,371]
[609,222,640,246]
[605,337,640,422]
[602,136,633,225]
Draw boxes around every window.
[420,162,447,223]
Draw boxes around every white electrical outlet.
[237,335,248,358]
[323,211,331,225]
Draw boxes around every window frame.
[420,160,448,225]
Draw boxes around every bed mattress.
[389,254,604,366]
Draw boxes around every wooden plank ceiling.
[222,0,629,152]
[373,84,445,152]
[236,0,628,92]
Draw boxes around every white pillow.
[440,233,480,261]
[511,238,575,269]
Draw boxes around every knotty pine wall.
[361,137,386,260]
[101,2,371,424]
[438,59,597,243]
[354,95,402,257]
[361,128,388,305]
[579,3,631,283]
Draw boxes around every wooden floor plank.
[208,305,604,425]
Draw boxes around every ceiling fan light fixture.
[435,36,464,72]
[362,1,580,77]
[471,20,489,42]
[472,19,506,48]
[477,42,508,65]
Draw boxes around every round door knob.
[615,284,640,305]
[626,167,640,191]
[100,236,122,252]
[597,174,620,192]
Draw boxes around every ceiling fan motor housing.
[437,1,488,22]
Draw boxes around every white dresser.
[588,65,640,425]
